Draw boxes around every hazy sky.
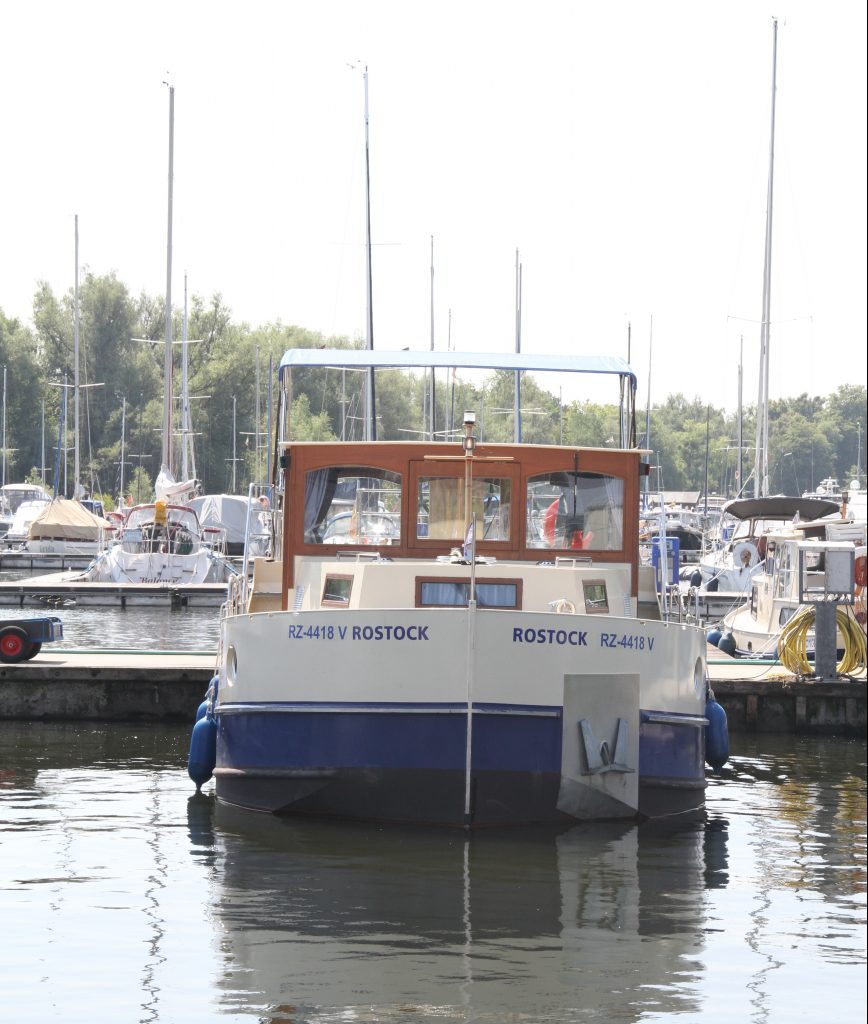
[2,0,866,411]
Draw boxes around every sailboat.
[696,19,796,600]
[77,86,235,588]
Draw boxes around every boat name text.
[513,627,654,651]
[287,624,429,641]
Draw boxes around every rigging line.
[726,314,814,325]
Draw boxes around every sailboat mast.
[514,249,522,443]
[74,214,80,500]
[162,84,175,475]
[429,235,435,441]
[181,273,196,482]
[737,335,743,495]
[1,366,6,489]
[119,395,126,506]
[754,18,778,497]
[362,66,376,441]
[644,316,653,499]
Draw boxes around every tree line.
[0,272,864,510]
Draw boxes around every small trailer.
[0,616,63,663]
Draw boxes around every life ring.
[733,541,760,571]
[855,554,867,588]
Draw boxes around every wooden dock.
[0,647,863,734]
[0,570,229,608]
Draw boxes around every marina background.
[2,1,866,411]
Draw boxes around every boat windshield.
[526,472,624,551]
[125,505,201,533]
[303,467,402,545]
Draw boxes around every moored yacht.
[188,348,728,827]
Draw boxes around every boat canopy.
[278,347,638,449]
[278,347,637,387]
[721,496,841,522]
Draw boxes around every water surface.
[0,726,864,1023]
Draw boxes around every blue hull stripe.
[217,704,706,780]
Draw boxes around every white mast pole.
[74,214,81,500]
[514,249,522,442]
[119,395,126,506]
[232,395,237,493]
[754,19,777,498]
[363,66,376,441]
[255,346,262,486]
[2,365,6,489]
[429,235,435,441]
[737,336,743,495]
[162,83,175,476]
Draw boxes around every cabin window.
[582,580,609,614]
[416,476,512,542]
[527,472,624,551]
[416,577,522,609]
[774,543,795,599]
[303,466,401,545]
[778,606,796,628]
[322,574,353,606]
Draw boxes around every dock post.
[814,600,838,680]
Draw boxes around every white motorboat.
[694,495,842,596]
[719,515,866,664]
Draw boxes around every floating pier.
[0,571,228,608]
[0,551,95,572]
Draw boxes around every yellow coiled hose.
[778,605,867,676]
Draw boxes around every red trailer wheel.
[0,626,31,663]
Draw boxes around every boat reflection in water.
[188,797,729,1022]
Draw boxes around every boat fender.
[704,694,730,772]
[706,577,719,592]
[706,628,723,648]
[717,632,737,657]
[195,674,219,721]
[187,716,217,790]
[689,570,702,588]
[856,555,867,588]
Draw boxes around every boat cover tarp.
[721,496,841,522]
[27,497,114,540]
[190,495,258,546]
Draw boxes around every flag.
[463,518,475,561]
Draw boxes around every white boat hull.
[214,607,709,826]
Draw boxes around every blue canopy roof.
[279,347,637,388]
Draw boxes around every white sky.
[2,0,866,412]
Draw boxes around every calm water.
[10,605,221,651]
[0,725,864,1024]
